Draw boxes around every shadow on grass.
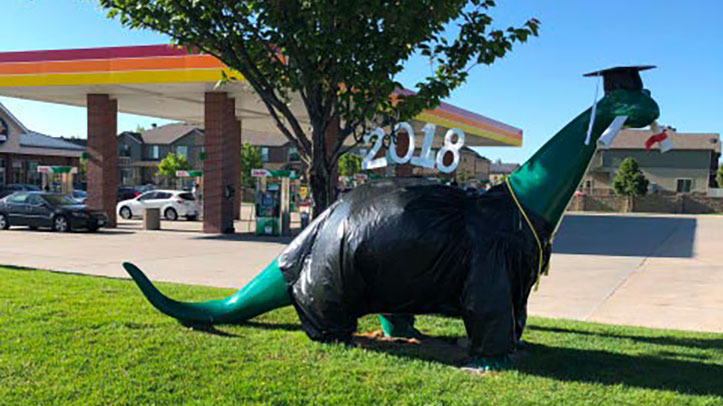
[518,342,723,397]
[179,321,241,338]
[528,325,723,351]
[178,320,303,337]
[239,320,303,332]
[353,333,723,397]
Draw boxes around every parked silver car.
[116,190,199,221]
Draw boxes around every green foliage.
[241,142,263,189]
[455,169,474,182]
[134,124,146,133]
[79,156,88,178]
[612,158,649,197]
[97,0,539,211]
[338,153,362,177]
[1,267,721,405]
[156,152,191,178]
[717,163,723,188]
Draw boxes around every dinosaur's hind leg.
[379,314,424,339]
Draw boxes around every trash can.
[144,208,161,230]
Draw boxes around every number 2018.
[361,123,465,174]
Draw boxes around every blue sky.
[0,0,721,164]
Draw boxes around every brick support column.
[203,93,236,234]
[87,94,118,227]
[233,119,242,220]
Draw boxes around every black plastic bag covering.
[278,178,553,357]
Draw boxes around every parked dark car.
[117,187,140,202]
[72,189,87,204]
[0,192,108,232]
[0,184,41,199]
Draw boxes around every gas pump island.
[37,165,77,193]
[251,169,301,236]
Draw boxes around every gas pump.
[37,166,76,194]
[175,170,203,199]
[251,169,297,236]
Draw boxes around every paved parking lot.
[1,212,721,333]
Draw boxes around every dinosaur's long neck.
[508,90,659,230]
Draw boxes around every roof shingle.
[140,123,198,144]
[20,132,85,151]
[610,129,720,153]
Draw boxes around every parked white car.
[116,190,199,221]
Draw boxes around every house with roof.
[117,123,300,186]
[582,128,721,194]
[489,160,521,185]
[397,146,491,184]
[117,123,204,186]
[0,102,84,187]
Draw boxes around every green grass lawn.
[1,267,721,406]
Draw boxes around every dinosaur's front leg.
[378,314,424,339]
[459,251,517,372]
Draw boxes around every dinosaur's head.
[597,88,659,131]
[587,65,660,135]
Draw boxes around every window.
[138,192,156,201]
[676,178,693,193]
[155,192,172,200]
[120,168,134,186]
[288,146,299,162]
[27,194,43,206]
[151,145,160,159]
[40,194,77,206]
[27,162,40,186]
[120,144,131,158]
[178,192,195,201]
[8,193,28,204]
[260,147,269,162]
[177,145,188,159]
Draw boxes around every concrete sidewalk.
[0,213,721,333]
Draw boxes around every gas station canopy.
[0,44,522,147]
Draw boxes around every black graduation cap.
[584,65,655,94]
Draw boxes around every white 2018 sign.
[361,122,465,174]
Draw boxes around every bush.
[612,158,649,197]
[338,153,362,177]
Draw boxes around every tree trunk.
[308,113,340,218]
[309,163,336,218]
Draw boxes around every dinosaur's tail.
[122,259,291,325]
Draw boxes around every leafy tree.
[99,0,538,215]
[241,142,263,189]
[134,124,147,133]
[717,163,723,188]
[79,156,88,179]
[338,153,362,178]
[156,152,191,180]
[612,158,649,197]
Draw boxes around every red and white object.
[645,122,674,153]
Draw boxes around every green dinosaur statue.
[123,67,659,371]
